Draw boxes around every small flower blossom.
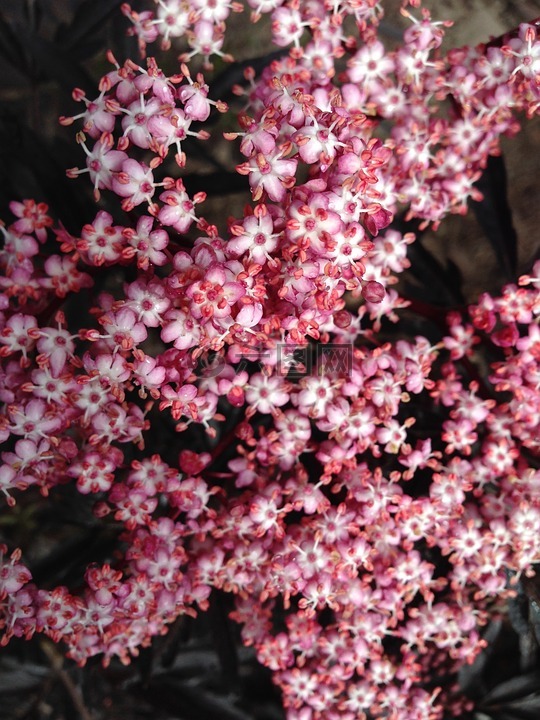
[8,200,52,242]
[186,264,245,320]
[122,215,168,269]
[237,150,297,203]
[78,210,124,265]
[245,373,290,416]
[111,159,156,210]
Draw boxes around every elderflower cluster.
[1,1,539,719]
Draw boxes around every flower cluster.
[1,1,539,719]
[124,0,540,228]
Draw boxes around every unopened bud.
[362,281,385,303]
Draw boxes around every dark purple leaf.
[507,697,540,718]
[391,212,464,307]
[471,153,518,281]
[183,172,249,197]
[28,33,95,93]
[482,672,540,705]
[209,49,288,104]
[22,0,44,34]
[459,620,503,697]
[403,237,465,306]
[0,659,48,694]
[0,9,30,76]
[208,591,239,689]
[142,680,254,720]
[0,115,95,234]
[56,0,123,52]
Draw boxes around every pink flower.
[125,279,170,327]
[100,307,148,350]
[78,138,128,194]
[235,302,263,329]
[245,373,290,415]
[89,353,132,385]
[132,355,166,394]
[36,325,76,377]
[43,255,93,297]
[122,215,169,269]
[348,41,395,86]
[158,181,205,233]
[0,313,38,362]
[8,399,62,441]
[161,309,202,350]
[228,207,279,265]
[0,550,32,593]
[293,117,343,165]
[8,200,52,242]
[237,151,297,203]
[121,96,163,149]
[186,264,245,320]
[159,383,198,420]
[68,450,119,494]
[111,159,155,210]
[178,74,214,121]
[79,210,124,265]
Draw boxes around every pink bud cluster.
[1,1,540,719]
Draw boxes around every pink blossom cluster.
[60,55,225,219]
[124,0,540,226]
[1,1,540,719]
